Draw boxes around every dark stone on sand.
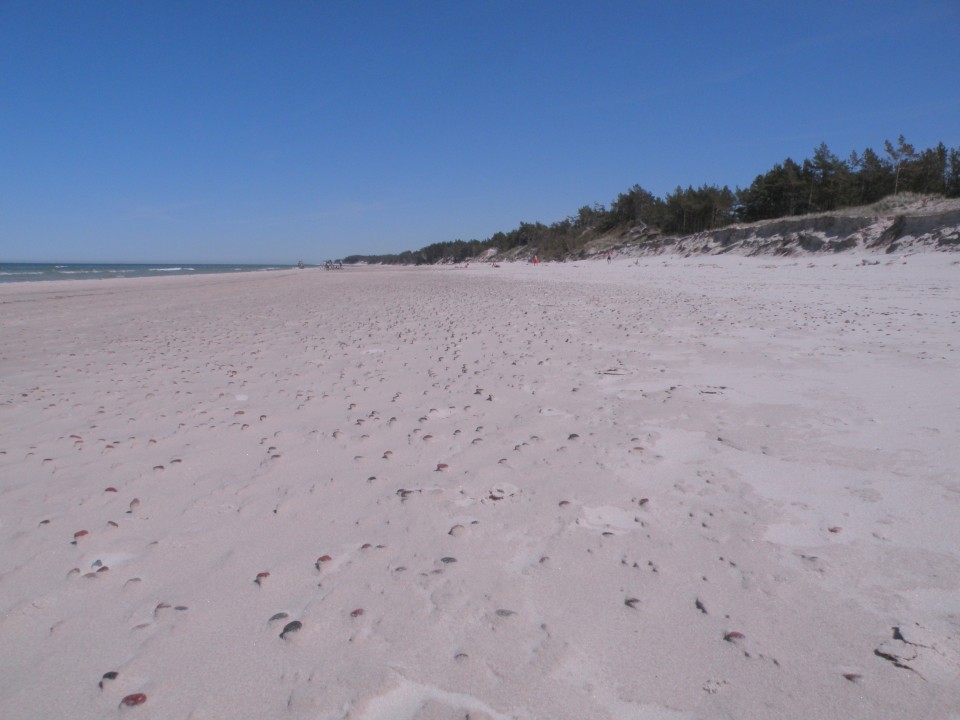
[280,620,302,639]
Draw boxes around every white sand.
[1,256,959,719]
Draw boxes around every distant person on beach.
[606,252,612,263]
[532,255,539,265]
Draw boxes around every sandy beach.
[1,256,958,720]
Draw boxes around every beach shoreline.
[2,256,958,719]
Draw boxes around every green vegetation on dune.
[343,136,960,264]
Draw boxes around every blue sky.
[2,1,958,263]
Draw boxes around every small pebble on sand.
[99,671,119,689]
[280,620,302,639]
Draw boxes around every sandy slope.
[1,256,958,719]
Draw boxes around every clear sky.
[2,1,958,264]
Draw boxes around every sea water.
[0,262,300,283]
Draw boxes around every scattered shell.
[448,524,465,537]
[269,612,289,622]
[624,598,640,609]
[350,608,364,618]
[440,557,457,564]
[637,498,649,506]
[568,433,579,440]
[280,620,302,638]
[436,463,449,471]
[495,609,516,617]
[105,487,118,493]
[154,602,171,615]
[842,672,862,682]
[558,500,571,507]
[120,693,147,706]
[723,631,746,642]
[254,571,270,586]
[99,671,119,689]
[828,526,842,533]
[74,530,89,539]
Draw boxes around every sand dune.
[1,256,958,719]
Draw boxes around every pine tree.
[884,135,918,196]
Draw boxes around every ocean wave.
[1,263,285,283]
